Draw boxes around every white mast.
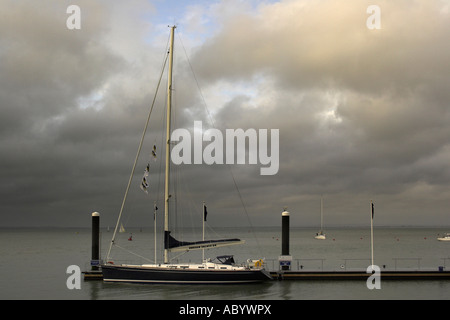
[164,26,176,264]
[314,196,326,239]
[320,196,323,233]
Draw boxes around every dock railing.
[265,257,450,272]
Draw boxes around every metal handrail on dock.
[265,257,450,273]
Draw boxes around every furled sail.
[166,233,244,252]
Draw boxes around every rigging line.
[106,44,170,261]
[155,113,165,204]
[178,32,263,256]
[169,250,189,262]
[178,33,216,128]
[229,170,263,256]
[151,77,168,264]
[113,243,154,264]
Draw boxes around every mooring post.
[280,208,292,271]
[282,209,289,256]
[91,212,100,271]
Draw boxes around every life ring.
[254,259,263,268]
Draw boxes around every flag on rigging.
[203,205,208,222]
[371,202,374,219]
[140,177,149,194]
[152,145,157,161]
[140,164,150,194]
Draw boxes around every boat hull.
[101,264,272,284]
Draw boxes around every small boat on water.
[437,233,450,241]
[315,232,326,240]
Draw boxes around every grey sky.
[1,0,449,228]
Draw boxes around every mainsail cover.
[166,233,244,252]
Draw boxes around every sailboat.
[437,233,450,241]
[314,197,326,240]
[101,26,271,284]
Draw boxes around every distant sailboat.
[119,223,125,233]
[315,197,326,240]
[437,233,450,241]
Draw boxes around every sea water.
[0,227,449,300]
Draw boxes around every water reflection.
[85,280,275,300]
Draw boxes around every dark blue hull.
[102,264,272,284]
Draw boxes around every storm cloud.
[1,0,449,228]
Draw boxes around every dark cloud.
[186,0,450,226]
[1,0,449,228]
